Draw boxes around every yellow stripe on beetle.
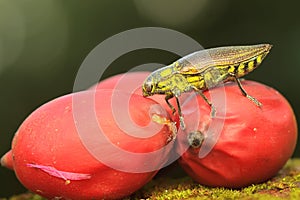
[256,55,262,64]
[237,63,245,77]
[247,61,255,72]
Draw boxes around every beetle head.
[142,66,175,97]
[142,76,155,97]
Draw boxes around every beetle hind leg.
[233,76,262,107]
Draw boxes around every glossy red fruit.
[2,89,174,199]
[177,80,297,188]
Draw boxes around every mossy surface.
[3,159,300,200]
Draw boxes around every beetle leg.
[232,76,262,107]
[165,94,176,114]
[165,94,186,130]
[175,96,186,130]
[191,86,216,117]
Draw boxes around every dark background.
[0,0,299,197]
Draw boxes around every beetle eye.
[143,81,154,97]
[145,83,153,93]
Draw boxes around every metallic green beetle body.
[142,44,272,129]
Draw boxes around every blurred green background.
[0,0,299,197]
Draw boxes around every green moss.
[4,159,300,200]
[131,158,300,200]
[2,193,43,200]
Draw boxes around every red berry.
[3,89,174,199]
[177,80,297,188]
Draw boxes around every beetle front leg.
[175,96,186,130]
[165,94,186,130]
[165,94,176,114]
